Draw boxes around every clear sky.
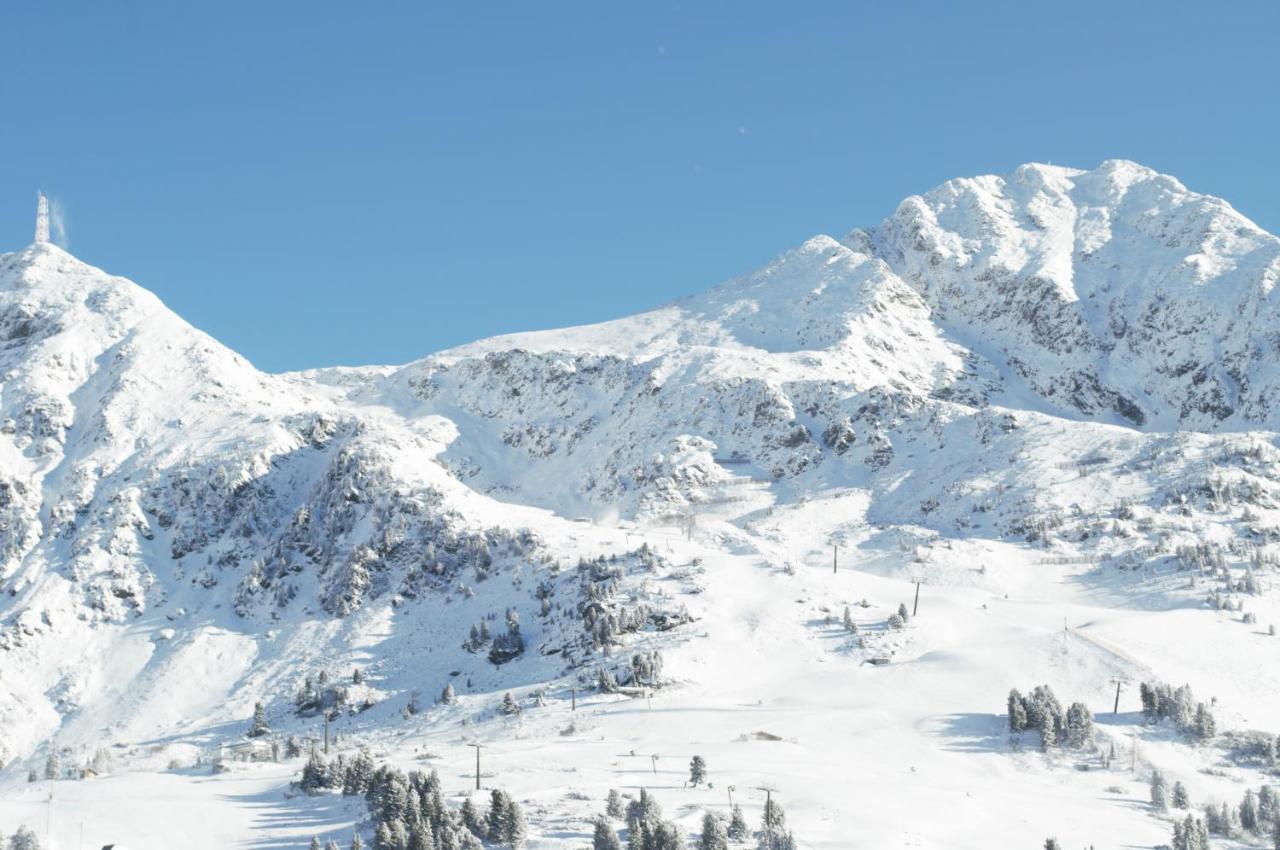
[1,2,1277,372]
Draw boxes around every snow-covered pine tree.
[44,750,59,780]
[351,834,365,850]
[842,606,856,633]
[593,816,623,850]
[1172,781,1190,809]
[311,837,322,850]
[249,701,271,738]
[606,789,625,819]
[727,805,749,841]
[301,751,331,795]
[409,823,435,850]
[10,826,40,850]
[374,821,396,850]
[441,683,457,705]
[897,602,909,622]
[1193,703,1216,741]
[1064,702,1093,748]
[689,755,707,786]
[1243,789,1260,833]
[326,841,342,850]
[1150,770,1168,811]
[1259,784,1277,825]
[699,812,728,850]
[499,692,521,716]
[504,795,527,848]
[1043,840,1060,850]
[487,789,511,843]
[1007,689,1028,733]
[461,796,484,837]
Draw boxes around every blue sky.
[2,2,1277,371]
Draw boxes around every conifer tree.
[1064,702,1093,748]
[249,701,271,738]
[1172,780,1190,809]
[1007,690,1027,733]
[1043,840,1060,850]
[461,796,483,837]
[593,816,623,850]
[440,683,457,706]
[352,833,365,850]
[689,755,707,786]
[10,826,41,850]
[311,837,322,850]
[727,805,749,841]
[1243,789,1260,833]
[606,789,625,820]
[699,812,728,850]
[1150,770,1168,811]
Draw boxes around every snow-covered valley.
[3,160,1280,849]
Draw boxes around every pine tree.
[353,667,363,684]
[606,789,625,819]
[1193,703,1216,741]
[326,842,342,850]
[1044,840,1060,850]
[762,799,785,829]
[1064,702,1093,748]
[1172,780,1189,809]
[461,796,483,836]
[301,751,330,794]
[249,701,271,738]
[499,692,521,716]
[1261,784,1278,826]
[1244,789,1260,833]
[441,683,457,705]
[727,804,749,841]
[842,606,856,633]
[409,824,435,850]
[44,749,59,780]
[352,833,365,850]
[504,795,527,848]
[375,822,396,850]
[1150,770,1168,811]
[897,602,909,622]
[1007,690,1027,733]
[627,788,663,830]
[699,812,728,850]
[311,837,323,850]
[488,789,511,843]
[593,817,623,850]
[10,826,41,850]
[689,755,707,786]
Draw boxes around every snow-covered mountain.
[4,161,1280,849]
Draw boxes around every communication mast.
[34,191,50,244]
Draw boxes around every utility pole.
[469,744,484,791]
[754,784,778,808]
[912,580,922,617]
[832,544,838,574]
[1111,679,1123,714]
[571,688,576,712]
[650,754,659,775]
[727,784,736,809]
[323,711,330,755]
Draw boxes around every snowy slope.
[3,161,1280,849]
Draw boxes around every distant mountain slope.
[4,160,1280,779]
